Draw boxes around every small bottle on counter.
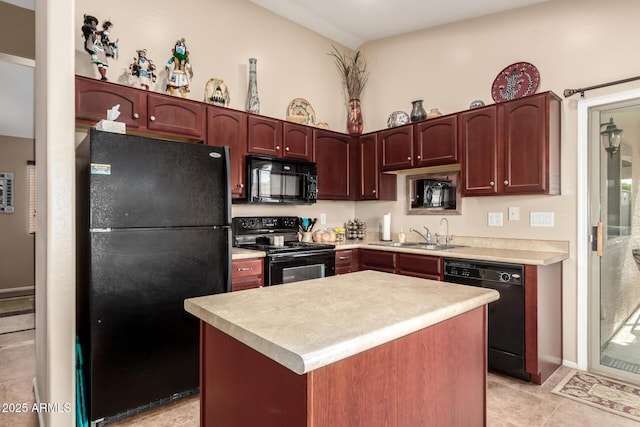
[398,228,406,243]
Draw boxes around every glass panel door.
[589,101,640,384]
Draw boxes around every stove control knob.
[499,272,511,282]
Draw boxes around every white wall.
[0,135,34,293]
[355,0,640,364]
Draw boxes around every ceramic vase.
[245,58,260,114]
[347,99,363,135]
[410,100,427,122]
[427,108,443,119]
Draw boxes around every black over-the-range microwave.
[245,155,318,204]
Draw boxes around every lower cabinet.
[335,249,358,275]
[231,258,264,291]
[395,253,442,280]
[359,249,396,273]
[358,249,443,280]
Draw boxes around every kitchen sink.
[368,242,422,247]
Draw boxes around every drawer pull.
[237,267,253,271]
[338,256,349,260]
[149,115,156,121]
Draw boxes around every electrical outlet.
[320,213,326,224]
[508,207,520,221]
[488,212,503,227]
[530,212,554,227]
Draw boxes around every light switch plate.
[320,213,326,224]
[530,212,554,227]
[508,206,520,221]
[488,212,503,227]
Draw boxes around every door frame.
[576,87,640,371]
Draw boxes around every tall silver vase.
[245,58,260,114]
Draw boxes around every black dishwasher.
[444,258,530,382]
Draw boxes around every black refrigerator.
[76,129,231,425]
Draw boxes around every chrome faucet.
[440,217,453,246]
[409,226,431,244]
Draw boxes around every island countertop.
[184,270,499,374]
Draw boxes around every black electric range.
[232,216,335,285]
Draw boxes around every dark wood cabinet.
[414,115,460,167]
[231,258,263,291]
[460,105,499,195]
[146,93,206,139]
[313,130,354,200]
[501,93,561,195]
[282,122,313,161]
[359,249,396,273]
[247,115,283,157]
[75,76,147,131]
[206,106,247,198]
[462,92,561,196]
[380,125,414,171]
[358,133,397,201]
[395,253,442,280]
[359,249,443,280]
[76,75,206,140]
[335,249,358,275]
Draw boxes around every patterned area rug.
[552,369,640,422]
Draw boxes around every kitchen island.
[185,270,499,427]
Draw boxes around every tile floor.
[2,328,639,427]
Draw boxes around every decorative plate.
[287,98,316,125]
[387,111,410,128]
[491,62,540,103]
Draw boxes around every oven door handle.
[269,250,334,260]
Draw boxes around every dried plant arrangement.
[328,45,369,100]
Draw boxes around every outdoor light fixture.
[600,117,623,158]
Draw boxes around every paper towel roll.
[382,213,391,241]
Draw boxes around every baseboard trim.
[562,360,579,369]
[0,286,35,299]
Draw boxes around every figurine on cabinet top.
[130,49,157,91]
[204,78,230,107]
[81,15,118,81]
[166,38,193,97]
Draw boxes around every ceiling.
[249,0,548,49]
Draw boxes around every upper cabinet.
[247,116,312,161]
[247,115,283,157]
[460,105,499,195]
[313,129,354,200]
[461,92,561,196]
[380,125,414,171]
[76,76,147,131]
[146,93,206,139]
[414,115,460,167]
[206,106,247,199]
[282,122,313,161]
[358,133,396,201]
[76,76,206,140]
[380,115,460,171]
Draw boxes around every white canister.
[382,213,391,241]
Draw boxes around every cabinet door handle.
[149,115,156,121]
[285,146,290,151]
[417,155,421,159]
[372,189,376,193]
[504,180,509,185]
[489,181,495,186]
[133,113,139,119]
[275,145,280,150]
[238,183,244,188]
[407,156,411,161]
[236,267,253,272]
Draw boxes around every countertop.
[184,270,499,374]
[232,238,569,266]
